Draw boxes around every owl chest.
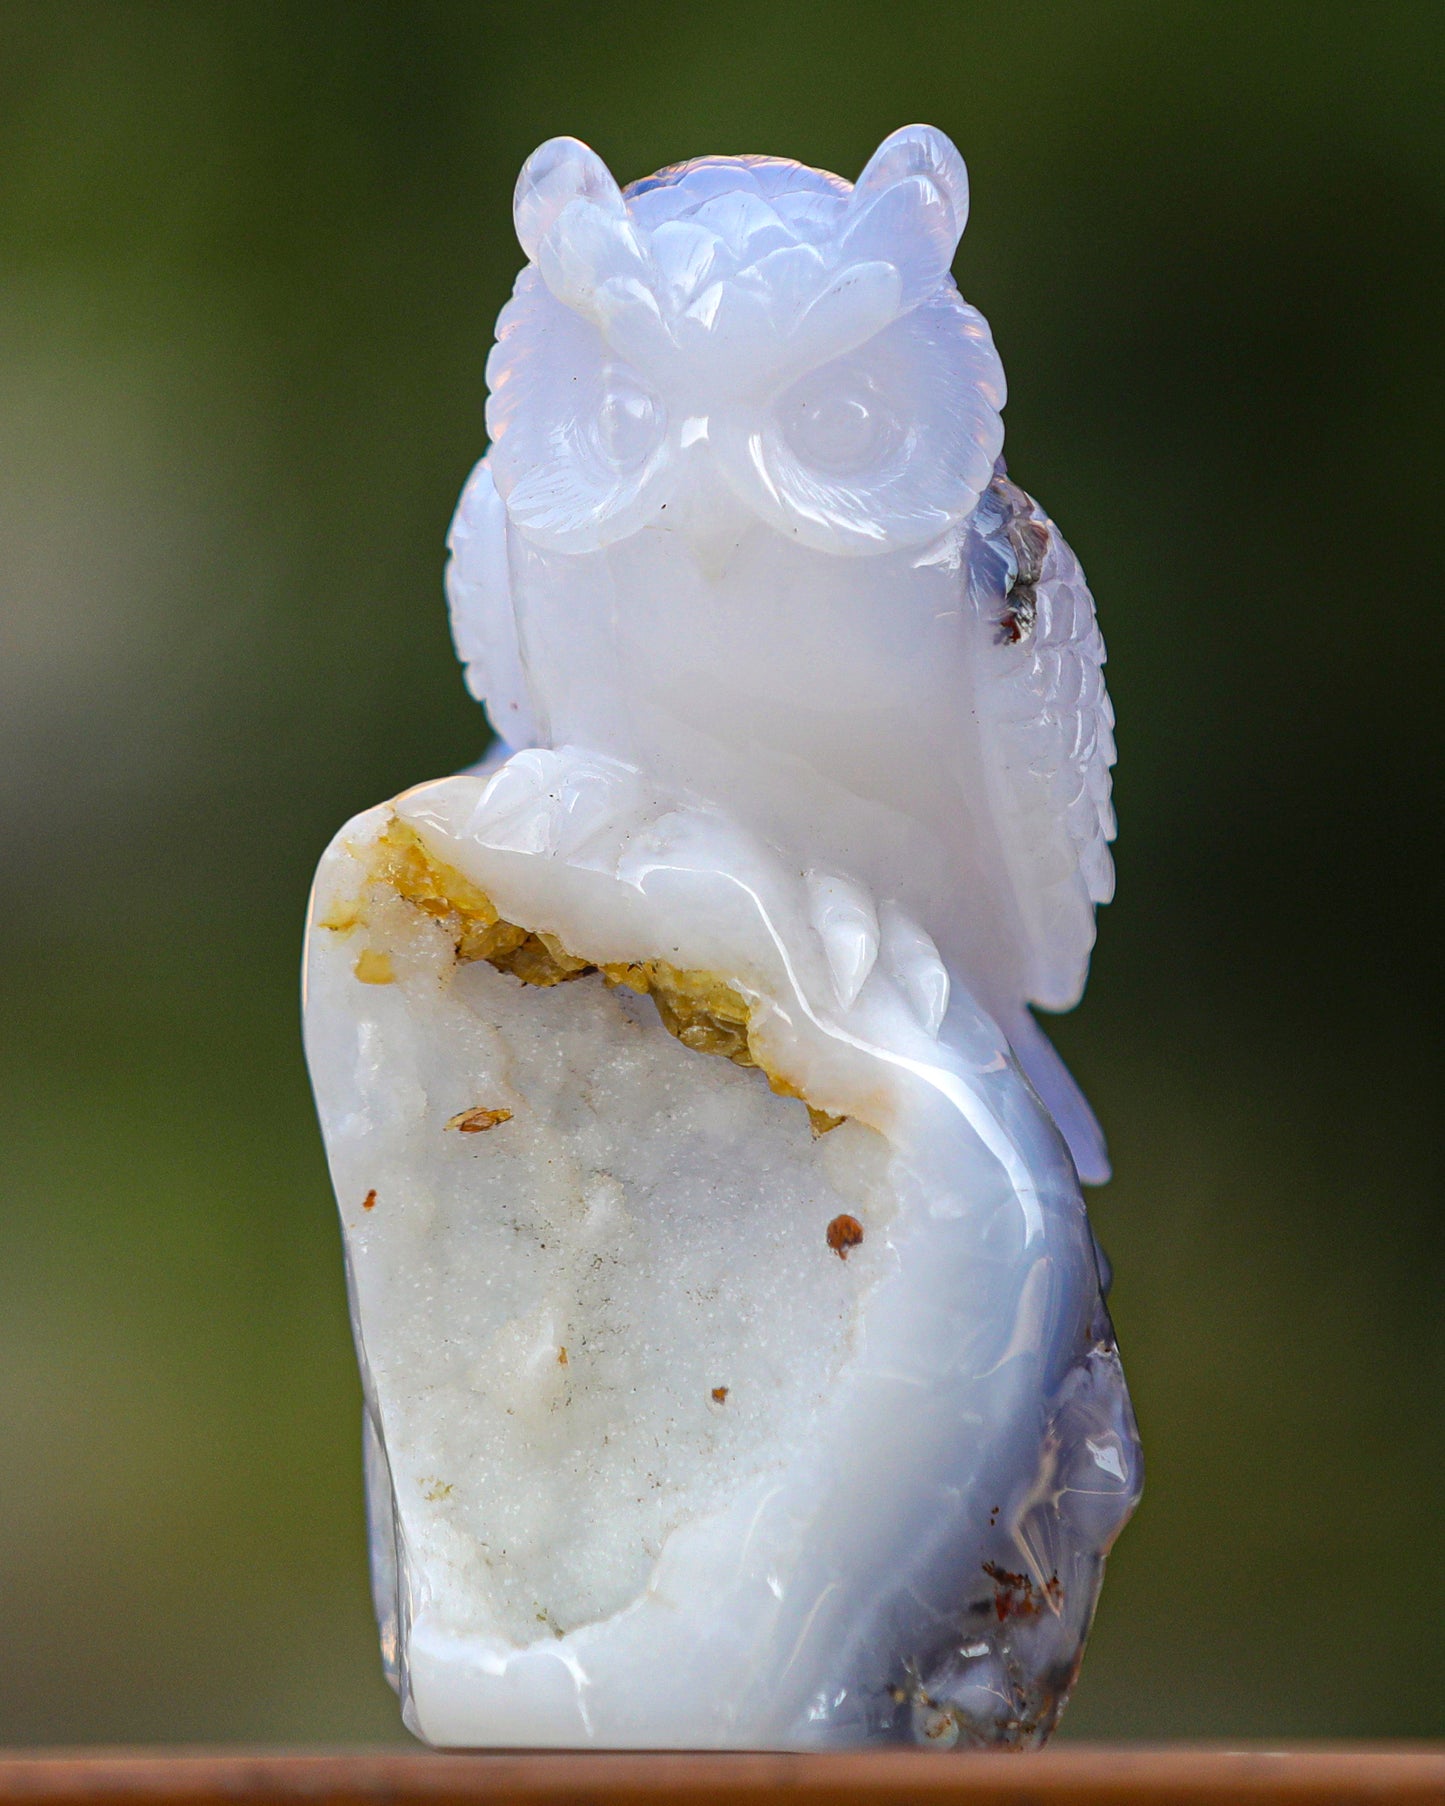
[514,533,970,725]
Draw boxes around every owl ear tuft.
[853,125,969,244]
[514,137,625,261]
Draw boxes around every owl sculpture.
[304,126,1139,1751]
[449,126,1117,1181]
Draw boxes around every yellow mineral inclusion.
[354,947,395,985]
[329,817,844,1134]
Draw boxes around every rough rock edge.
[321,815,845,1137]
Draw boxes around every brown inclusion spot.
[988,473,1049,647]
[826,1214,864,1259]
[711,1386,729,1404]
[982,1559,1062,1623]
[361,1189,377,1211]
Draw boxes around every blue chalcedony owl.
[447,126,1116,1179]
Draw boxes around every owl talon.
[804,870,880,1010]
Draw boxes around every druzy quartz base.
[303,750,1140,1750]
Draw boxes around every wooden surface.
[0,1750,1442,1806]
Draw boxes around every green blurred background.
[1,0,1441,1747]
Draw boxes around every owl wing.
[968,467,1117,1181]
[445,456,540,752]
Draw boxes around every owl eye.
[710,294,1005,555]
[779,376,901,476]
[594,373,665,471]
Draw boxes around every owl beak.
[683,515,750,581]
[667,428,752,580]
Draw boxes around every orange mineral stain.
[446,1106,514,1133]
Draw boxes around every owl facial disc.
[486,128,1006,556]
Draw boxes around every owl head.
[484,128,1006,560]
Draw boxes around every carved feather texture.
[444,457,538,747]
[970,470,1116,1013]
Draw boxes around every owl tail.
[1006,1007,1111,1186]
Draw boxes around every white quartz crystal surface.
[319,886,893,1644]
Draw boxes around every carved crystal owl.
[306,126,1139,1750]
[448,126,1117,1179]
